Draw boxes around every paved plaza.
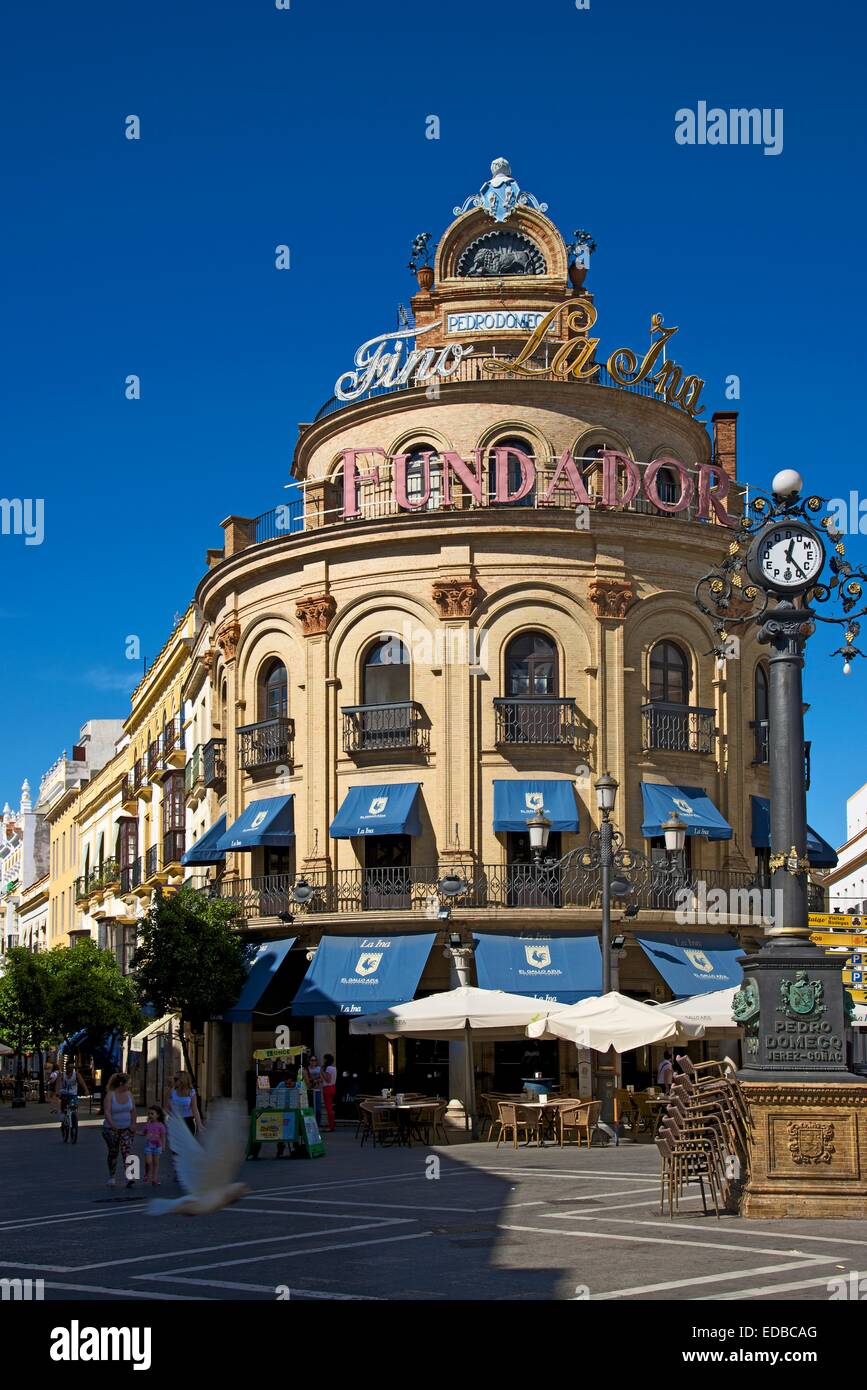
[2,1113,866,1302]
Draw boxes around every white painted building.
[828,782,867,917]
[0,781,50,957]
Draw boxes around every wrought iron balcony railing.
[216,862,761,920]
[75,859,121,903]
[121,774,137,807]
[144,844,160,881]
[161,715,186,768]
[185,744,203,796]
[120,858,142,894]
[750,719,769,765]
[751,720,811,789]
[494,697,590,751]
[204,737,227,788]
[132,758,146,793]
[642,703,716,755]
[146,738,163,779]
[238,718,294,771]
[342,702,428,755]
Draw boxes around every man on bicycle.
[57,1061,89,1115]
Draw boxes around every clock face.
[754,524,825,591]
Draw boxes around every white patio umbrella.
[663,986,740,1034]
[349,985,563,1134]
[526,991,703,1052]
[0,1042,13,1056]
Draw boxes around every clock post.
[697,469,867,1217]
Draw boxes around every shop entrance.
[491,1038,561,1093]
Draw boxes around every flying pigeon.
[147,1101,250,1216]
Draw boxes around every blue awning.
[636,932,744,996]
[640,782,732,841]
[61,1029,123,1066]
[750,796,838,869]
[217,796,295,852]
[293,933,435,1016]
[492,780,580,833]
[474,932,602,1004]
[329,783,422,838]
[181,815,227,866]
[223,938,296,1023]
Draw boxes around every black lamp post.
[696,468,865,1081]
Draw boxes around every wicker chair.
[560,1100,602,1148]
[495,1101,535,1149]
[359,1101,400,1148]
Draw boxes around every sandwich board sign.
[299,1108,326,1159]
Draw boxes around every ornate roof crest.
[453,158,548,223]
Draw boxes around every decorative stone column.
[296,592,336,874]
[432,575,481,867]
[215,618,242,884]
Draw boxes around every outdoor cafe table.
[371,1099,441,1146]
[512,1097,576,1147]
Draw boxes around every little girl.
[139,1105,167,1185]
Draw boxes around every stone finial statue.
[454,158,548,223]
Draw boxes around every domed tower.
[196,159,830,1101]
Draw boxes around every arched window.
[260,660,288,722]
[219,680,227,735]
[655,467,680,505]
[754,663,769,763]
[506,631,558,697]
[488,436,535,507]
[363,638,410,705]
[649,641,689,705]
[403,445,443,512]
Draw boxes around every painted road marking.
[66,1218,411,1272]
[587,1259,836,1300]
[705,1273,853,1300]
[500,1223,844,1258]
[135,1229,433,1277]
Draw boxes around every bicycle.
[60,1093,79,1144]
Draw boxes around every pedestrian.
[305,1054,323,1127]
[102,1072,137,1188]
[138,1104,167,1186]
[321,1053,337,1133]
[656,1050,674,1093]
[168,1071,204,1135]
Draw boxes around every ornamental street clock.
[747,520,826,595]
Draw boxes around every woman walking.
[321,1053,337,1133]
[102,1073,137,1188]
[168,1072,204,1133]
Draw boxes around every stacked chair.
[655,1056,750,1218]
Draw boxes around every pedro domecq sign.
[334,301,707,418]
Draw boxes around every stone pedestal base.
[740,1081,867,1218]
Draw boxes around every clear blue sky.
[2,0,865,847]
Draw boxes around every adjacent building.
[828,782,867,917]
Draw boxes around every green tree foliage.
[131,887,250,1086]
[48,939,142,1043]
[0,943,139,1101]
